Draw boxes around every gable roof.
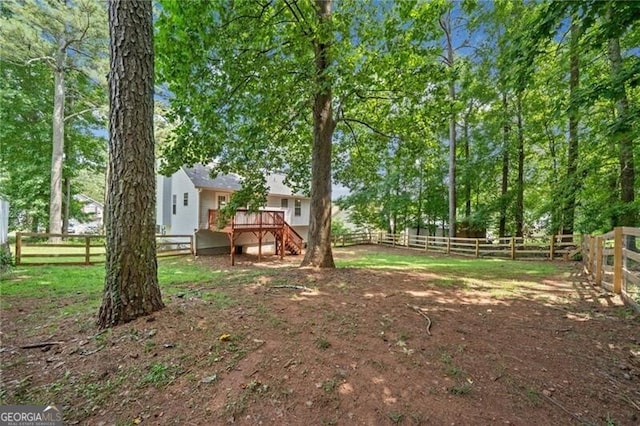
[182,164,305,197]
[74,193,104,207]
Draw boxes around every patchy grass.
[2,246,637,425]
[1,257,223,298]
[336,251,562,277]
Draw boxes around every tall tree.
[440,10,457,238]
[156,0,432,267]
[98,0,163,328]
[0,0,107,240]
[562,16,581,236]
[607,6,636,229]
[303,0,335,267]
[0,59,106,232]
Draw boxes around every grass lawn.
[2,250,565,301]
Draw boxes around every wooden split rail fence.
[375,232,580,260]
[13,232,193,266]
[581,227,640,311]
[333,228,639,311]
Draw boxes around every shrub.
[0,245,14,276]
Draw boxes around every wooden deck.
[208,209,303,265]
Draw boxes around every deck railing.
[284,223,304,254]
[208,209,285,231]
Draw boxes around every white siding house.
[157,164,311,255]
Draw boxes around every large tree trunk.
[49,48,65,242]
[499,92,509,238]
[608,25,636,228]
[442,12,456,238]
[515,92,524,238]
[563,17,581,237]
[98,0,163,328]
[301,0,335,268]
[62,177,70,234]
[463,111,471,219]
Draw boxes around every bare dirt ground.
[1,246,639,425]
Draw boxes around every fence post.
[341,235,345,247]
[588,236,595,275]
[595,235,603,286]
[15,232,22,265]
[613,227,623,294]
[85,236,91,265]
[549,235,555,260]
[425,236,429,252]
[475,239,479,258]
[446,237,451,254]
[510,237,516,260]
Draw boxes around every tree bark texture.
[443,13,456,238]
[563,17,581,236]
[49,44,65,242]
[515,93,524,238]
[608,30,636,228]
[499,92,509,238]
[463,112,471,218]
[301,0,335,268]
[98,0,163,328]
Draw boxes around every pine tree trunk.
[563,17,581,237]
[98,0,163,328]
[515,93,524,238]
[442,13,456,238]
[608,25,636,228]
[301,0,335,268]
[49,49,65,242]
[463,112,471,219]
[499,92,509,238]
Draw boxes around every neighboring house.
[72,194,104,233]
[331,204,359,232]
[157,164,310,258]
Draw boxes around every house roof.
[74,194,104,207]
[182,164,305,197]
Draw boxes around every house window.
[294,199,302,217]
[281,198,288,209]
[183,192,189,206]
[218,195,227,208]
[172,194,177,215]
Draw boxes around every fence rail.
[331,232,373,247]
[374,232,580,260]
[582,227,640,311]
[14,232,193,265]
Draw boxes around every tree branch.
[64,107,95,122]
[339,117,397,139]
[24,56,56,67]
[353,90,395,102]
[62,7,92,50]
[284,0,311,36]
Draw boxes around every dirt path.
[1,246,639,425]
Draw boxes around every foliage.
[330,219,350,237]
[0,0,108,232]
[0,245,13,276]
